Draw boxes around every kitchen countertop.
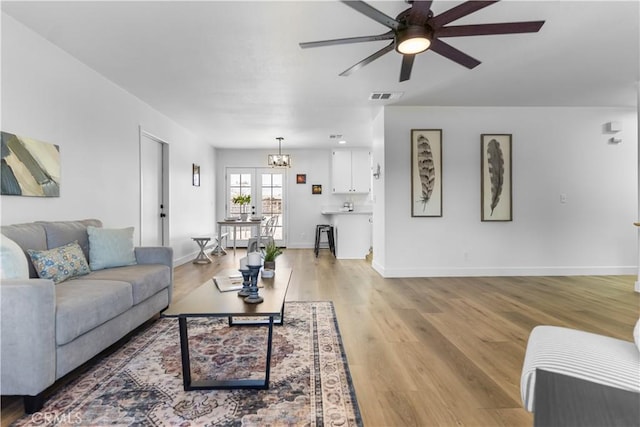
[321,209,372,215]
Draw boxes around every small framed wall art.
[481,134,512,221]
[411,129,442,217]
[296,174,306,184]
[192,164,200,187]
[312,184,322,194]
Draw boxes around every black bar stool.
[314,224,335,257]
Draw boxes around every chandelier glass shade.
[268,137,291,168]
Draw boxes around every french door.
[226,167,286,246]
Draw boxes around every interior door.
[226,167,286,246]
[140,132,167,246]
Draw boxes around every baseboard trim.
[375,265,637,278]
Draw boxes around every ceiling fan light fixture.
[268,137,291,168]
[396,26,432,55]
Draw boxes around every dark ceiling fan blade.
[299,31,394,49]
[436,21,545,37]
[399,54,416,82]
[339,42,395,76]
[341,0,400,30]
[429,39,481,69]
[430,1,499,29]
[408,0,433,25]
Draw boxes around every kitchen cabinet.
[332,149,371,194]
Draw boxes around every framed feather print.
[481,134,512,221]
[411,129,442,217]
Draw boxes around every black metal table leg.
[178,315,275,391]
[178,317,192,390]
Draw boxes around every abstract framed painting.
[411,129,442,217]
[1,131,60,197]
[481,134,512,221]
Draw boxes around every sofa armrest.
[134,246,174,303]
[0,279,56,396]
[134,246,173,267]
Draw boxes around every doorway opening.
[225,167,286,247]
[139,129,169,246]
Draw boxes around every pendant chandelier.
[268,137,291,168]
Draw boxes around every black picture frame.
[411,129,442,217]
[481,134,512,221]
[192,164,200,187]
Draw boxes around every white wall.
[376,106,638,277]
[215,148,370,248]
[0,14,217,265]
[371,109,386,269]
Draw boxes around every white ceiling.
[2,1,639,149]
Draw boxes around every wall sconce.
[606,121,622,144]
[372,163,381,180]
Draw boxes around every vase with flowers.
[232,194,251,221]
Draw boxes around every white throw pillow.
[87,226,137,271]
[0,233,29,279]
[634,318,640,352]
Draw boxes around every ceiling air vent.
[369,92,403,101]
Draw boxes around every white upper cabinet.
[332,149,371,194]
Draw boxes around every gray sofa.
[0,219,173,413]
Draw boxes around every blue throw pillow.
[87,226,137,271]
[27,241,90,284]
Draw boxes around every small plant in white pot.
[261,242,282,278]
[232,194,251,220]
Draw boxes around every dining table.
[216,218,263,255]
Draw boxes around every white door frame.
[139,127,170,246]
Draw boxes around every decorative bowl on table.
[225,216,239,221]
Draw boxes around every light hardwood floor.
[2,249,638,426]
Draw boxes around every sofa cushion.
[55,279,133,345]
[40,219,102,262]
[0,222,48,278]
[87,226,137,270]
[81,264,170,305]
[27,241,90,284]
[0,234,29,279]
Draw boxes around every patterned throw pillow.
[27,241,90,284]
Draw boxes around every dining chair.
[247,215,278,253]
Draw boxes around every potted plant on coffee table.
[261,241,282,278]
[232,194,251,220]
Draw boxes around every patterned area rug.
[14,301,361,426]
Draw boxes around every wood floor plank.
[2,248,637,427]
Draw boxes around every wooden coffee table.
[162,268,292,391]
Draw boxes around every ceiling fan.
[299,0,545,82]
